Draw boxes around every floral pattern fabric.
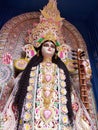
[0,65,96,130]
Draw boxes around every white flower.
[61,96,67,104]
[29,78,34,84]
[60,81,66,88]
[62,115,68,124]
[24,112,31,121]
[61,106,68,114]
[30,71,35,77]
[31,67,36,70]
[24,123,31,130]
[61,88,67,95]
[60,69,64,74]
[25,102,32,110]
[27,86,33,91]
[60,74,66,80]
[26,93,33,100]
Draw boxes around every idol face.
[41,41,55,58]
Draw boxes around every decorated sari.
[1,63,96,130]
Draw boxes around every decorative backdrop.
[0,12,97,126]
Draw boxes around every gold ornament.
[27,0,65,48]
[42,86,54,108]
[40,0,64,22]
[40,62,57,108]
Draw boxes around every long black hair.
[14,41,73,129]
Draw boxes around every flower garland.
[21,64,72,130]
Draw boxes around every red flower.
[2,53,12,64]
[72,102,79,112]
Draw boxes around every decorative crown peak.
[26,0,65,48]
[40,0,64,22]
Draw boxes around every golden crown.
[40,0,64,22]
[36,31,60,47]
[27,0,65,48]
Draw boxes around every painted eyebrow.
[43,43,55,48]
[43,42,55,46]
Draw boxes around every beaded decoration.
[20,63,72,130]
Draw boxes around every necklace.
[42,57,52,63]
[40,62,57,108]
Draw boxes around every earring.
[55,53,58,59]
[37,50,39,57]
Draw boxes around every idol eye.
[51,44,55,49]
[43,43,49,47]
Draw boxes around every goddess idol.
[0,0,97,130]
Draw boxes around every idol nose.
[48,46,52,51]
